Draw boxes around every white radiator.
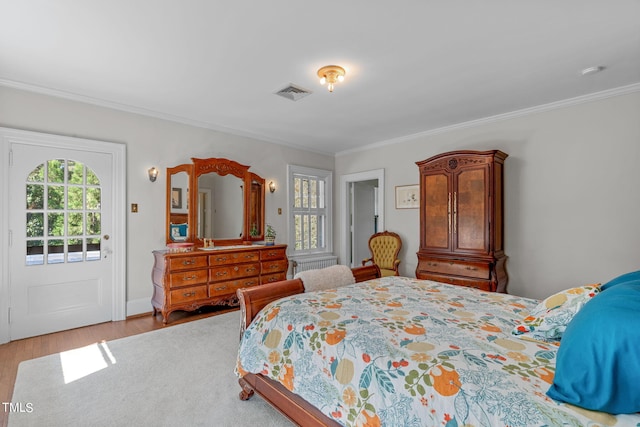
[291,255,338,276]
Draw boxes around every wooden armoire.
[415,150,508,292]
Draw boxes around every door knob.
[103,235,110,240]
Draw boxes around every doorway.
[340,169,385,268]
[0,127,126,343]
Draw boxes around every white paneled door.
[8,139,118,340]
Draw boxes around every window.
[25,159,102,265]
[288,165,332,256]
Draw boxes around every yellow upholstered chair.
[362,231,402,277]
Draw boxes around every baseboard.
[127,298,152,317]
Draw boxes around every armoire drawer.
[418,258,490,279]
[417,272,493,292]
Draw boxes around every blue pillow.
[601,269,640,291]
[546,282,640,413]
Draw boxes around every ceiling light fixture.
[317,65,346,92]
[581,66,605,76]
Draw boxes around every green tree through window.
[25,159,102,265]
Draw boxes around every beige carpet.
[10,311,293,427]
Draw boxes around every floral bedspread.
[236,276,639,427]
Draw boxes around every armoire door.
[452,164,491,255]
[420,171,452,252]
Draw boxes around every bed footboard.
[236,264,380,426]
[238,373,342,427]
[236,264,382,427]
[237,278,304,340]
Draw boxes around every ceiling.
[1,1,639,155]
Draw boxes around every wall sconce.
[269,181,276,193]
[148,167,159,182]
[317,65,346,92]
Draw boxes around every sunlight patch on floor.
[59,341,116,384]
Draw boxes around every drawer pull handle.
[245,255,254,259]
[183,291,196,297]
[268,252,277,257]
[216,271,228,277]
[466,266,478,271]
[215,257,227,262]
[215,285,228,291]
[246,267,257,273]
[246,281,257,286]
[427,262,438,267]
[269,265,279,270]
[184,275,198,280]
[182,259,196,265]
[234,266,239,272]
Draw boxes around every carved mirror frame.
[165,158,265,245]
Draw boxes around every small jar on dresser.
[152,244,288,323]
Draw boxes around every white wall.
[0,86,334,314]
[336,91,640,299]
[2,85,639,307]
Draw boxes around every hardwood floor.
[0,306,237,427]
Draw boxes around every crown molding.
[0,78,219,129]
[2,78,638,158]
[0,78,335,156]
[336,82,640,157]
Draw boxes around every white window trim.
[286,164,333,257]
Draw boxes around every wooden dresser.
[152,244,288,323]
[415,150,508,292]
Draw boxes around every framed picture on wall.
[171,187,182,209]
[395,184,419,209]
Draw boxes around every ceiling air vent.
[274,83,312,101]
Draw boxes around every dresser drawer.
[168,269,209,288]
[261,247,286,261]
[262,259,288,275]
[208,251,260,266]
[418,258,490,279]
[168,255,208,271]
[261,272,287,285]
[210,262,261,282]
[168,286,208,304]
[209,278,260,297]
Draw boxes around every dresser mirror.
[167,164,193,243]
[248,173,265,238]
[166,157,265,245]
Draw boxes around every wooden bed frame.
[236,264,381,427]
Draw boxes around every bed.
[235,266,640,426]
